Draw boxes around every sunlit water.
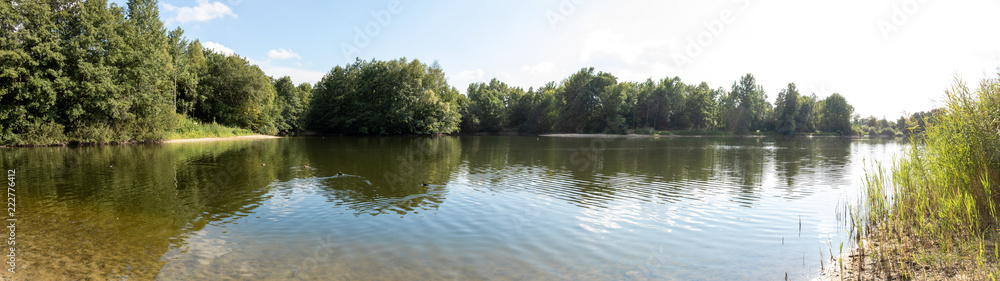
[0,136,902,280]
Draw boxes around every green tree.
[176,39,207,115]
[0,0,70,144]
[118,0,175,140]
[636,77,685,130]
[466,78,516,133]
[196,51,278,134]
[307,58,462,135]
[273,76,303,132]
[795,94,818,133]
[683,82,718,130]
[818,93,854,135]
[722,74,769,134]
[773,83,800,136]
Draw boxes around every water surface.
[0,136,902,280]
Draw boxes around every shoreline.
[537,133,861,138]
[160,135,280,144]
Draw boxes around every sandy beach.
[161,135,280,143]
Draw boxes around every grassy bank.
[843,77,1000,279]
[167,115,256,140]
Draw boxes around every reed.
[846,75,1000,279]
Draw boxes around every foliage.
[720,74,770,134]
[464,78,522,133]
[0,0,179,145]
[168,114,254,140]
[773,83,801,136]
[273,76,310,133]
[818,93,853,135]
[193,51,278,134]
[306,58,463,135]
[682,82,719,130]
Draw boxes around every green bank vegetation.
[0,0,308,146]
[847,75,1000,279]
[2,0,932,147]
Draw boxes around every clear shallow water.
[1,136,902,280]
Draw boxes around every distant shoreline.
[537,133,864,138]
[161,135,280,144]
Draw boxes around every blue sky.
[140,0,1000,119]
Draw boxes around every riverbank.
[161,135,280,144]
[816,239,986,280]
[538,133,861,138]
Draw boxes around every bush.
[19,122,68,146]
[635,127,656,135]
[878,127,896,137]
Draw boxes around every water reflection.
[0,136,901,280]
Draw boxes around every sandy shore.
[539,133,664,138]
[161,135,280,143]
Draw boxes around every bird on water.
[421,181,429,187]
[337,171,344,176]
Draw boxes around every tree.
[682,82,718,130]
[722,74,769,134]
[773,83,800,136]
[118,0,175,140]
[176,39,206,115]
[0,0,70,144]
[274,76,304,132]
[818,93,854,135]
[555,68,599,132]
[635,77,685,130]
[196,51,278,134]
[466,78,515,133]
[307,58,462,135]
[795,94,818,133]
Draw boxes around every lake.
[1,136,902,280]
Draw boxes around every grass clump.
[846,75,1000,279]
[168,115,256,140]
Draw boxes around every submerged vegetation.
[846,74,1000,279]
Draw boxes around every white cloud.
[450,69,485,83]
[579,29,675,66]
[202,41,235,56]
[257,65,326,85]
[447,69,515,93]
[268,48,301,60]
[248,57,325,84]
[521,61,556,74]
[163,0,236,24]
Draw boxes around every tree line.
[1,0,309,145]
[2,0,928,146]
[458,69,858,136]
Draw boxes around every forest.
[1,0,932,146]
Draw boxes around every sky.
[135,0,1000,119]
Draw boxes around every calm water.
[0,136,902,280]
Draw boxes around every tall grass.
[849,76,1000,279]
[167,115,256,140]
